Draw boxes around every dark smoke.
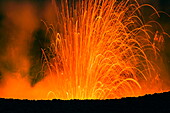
[0,0,54,86]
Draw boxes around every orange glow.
[0,0,169,100]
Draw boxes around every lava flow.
[0,0,169,100]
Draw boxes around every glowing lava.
[0,0,169,100]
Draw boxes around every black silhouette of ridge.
[0,91,169,113]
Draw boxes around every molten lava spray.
[0,0,169,100]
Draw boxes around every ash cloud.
[0,1,53,86]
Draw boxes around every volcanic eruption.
[0,0,169,100]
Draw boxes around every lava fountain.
[0,0,169,100]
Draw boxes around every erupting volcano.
[0,0,169,100]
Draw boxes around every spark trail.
[42,0,167,99]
